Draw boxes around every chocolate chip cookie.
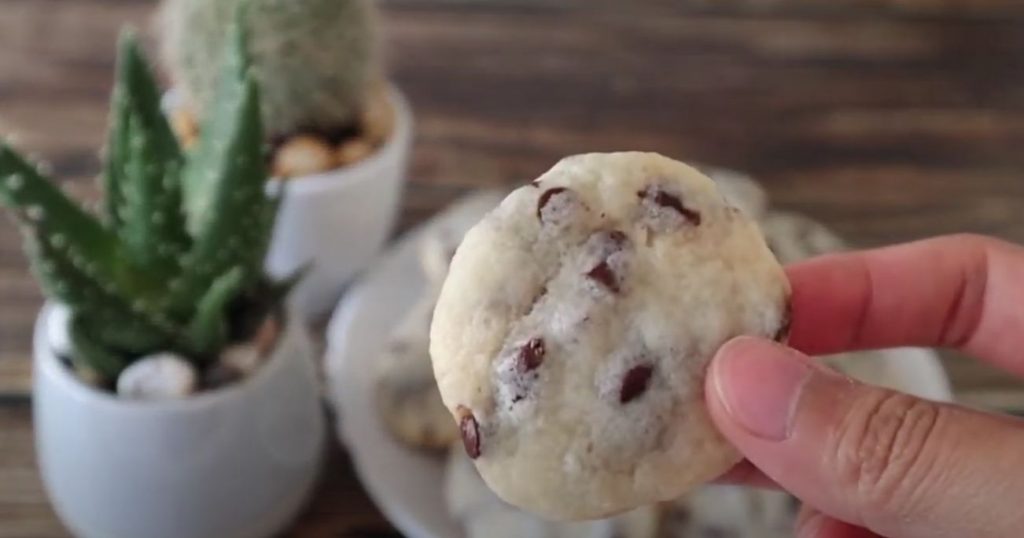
[430,152,790,520]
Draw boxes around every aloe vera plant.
[0,26,295,383]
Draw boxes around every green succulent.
[0,26,296,383]
[160,0,379,139]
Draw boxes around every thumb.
[706,336,1024,538]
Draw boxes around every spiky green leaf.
[105,32,189,269]
[84,308,174,355]
[69,314,128,381]
[1,146,121,291]
[27,229,178,343]
[182,266,245,359]
[175,23,274,307]
[0,145,172,317]
[181,20,255,237]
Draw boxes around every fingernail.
[711,336,814,441]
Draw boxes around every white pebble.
[218,343,263,377]
[272,135,335,178]
[116,353,197,401]
[46,304,74,358]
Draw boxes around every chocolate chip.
[620,364,654,403]
[537,187,569,221]
[605,230,628,246]
[456,405,481,459]
[586,261,620,293]
[584,230,630,293]
[637,187,701,225]
[518,338,545,371]
[773,302,793,343]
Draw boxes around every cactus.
[160,0,379,139]
[0,25,293,383]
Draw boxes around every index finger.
[786,234,1024,375]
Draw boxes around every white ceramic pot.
[266,86,414,318]
[33,305,326,538]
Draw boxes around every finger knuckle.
[830,390,943,516]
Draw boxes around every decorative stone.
[202,317,279,390]
[75,365,106,389]
[335,139,373,167]
[272,135,336,178]
[253,315,281,357]
[47,304,74,360]
[116,353,198,401]
[219,342,262,377]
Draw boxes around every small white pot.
[33,304,326,538]
[266,86,414,318]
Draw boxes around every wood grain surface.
[1,0,1022,535]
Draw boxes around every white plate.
[324,192,953,538]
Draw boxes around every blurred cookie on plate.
[375,293,459,451]
[419,227,461,289]
[700,166,769,221]
[760,211,847,264]
[611,504,662,538]
[374,225,479,452]
[659,486,795,538]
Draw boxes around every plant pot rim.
[163,83,414,196]
[33,302,308,413]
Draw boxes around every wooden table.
[1,0,1023,535]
